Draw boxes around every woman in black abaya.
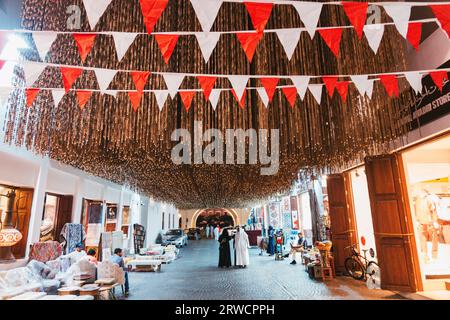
[218,228,233,268]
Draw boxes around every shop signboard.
[401,60,450,130]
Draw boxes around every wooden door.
[365,154,421,292]
[11,188,34,258]
[54,195,73,240]
[327,174,358,274]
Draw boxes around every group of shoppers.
[205,224,221,240]
[218,226,250,268]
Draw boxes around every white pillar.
[72,177,85,224]
[26,159,49,256]
[116,186,125,231]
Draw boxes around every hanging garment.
[234,228,250,266]
[59,223,86,254]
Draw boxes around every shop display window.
[105,204,118,232]
[403,134,450,280]
[350,168,377,262]
[40,194,58,241]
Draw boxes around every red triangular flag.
[429,70,448,92]
[430,5,450,39]
[139,0,169,34]
[407,22,422,51]
[60,67,83,93]
[179,91,196,112]
[260,78,279,102]
[318,28,343,58]
[197,76,217,101]
[76,90,93,110]
[73,34,96,62]
[154,34,179,64]
[322,76,338,97]
[236,32,264,63]
[282,87,297,108]
[0,60,5,71]
[129,91,143,112]
[232,89,247,109]
[131,71,151,93]
[26,88,40,107]
[336,81,350,102]
[342,2,368,40]
[379,74,399,97]
[244,2,273,33]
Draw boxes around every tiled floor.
[127,239,405,300]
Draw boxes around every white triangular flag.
[190,0,223,32]
[32,32,57,61]
[292,2,323,39]
[195,32,221,63]
[51,89,65,107]
[404,71,423,94]
[364,24,384,54]
[0,87,12,106]
[350,75,371,96]
[83,0,112,30]
[209,89,221,110]
[291,76,310,100]
[228,75,249,101]
[383,4,411,39]
[366,80,375,99]
[276,29,302,60]
[22,62,46,86]
[256,87,269,108]
[94,68,117,91]
[163,74,185,98]
[112,32,138,62]
[103,90,118,98]
[308,85,323,105]
[154,90,169,111]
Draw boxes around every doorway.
[40,193,73,242]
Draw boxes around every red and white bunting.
[290,76,310,100]
[26,88,40,107]
[308,85,323,105]
[139,0,169,34]
[154,90,169,111]
[76,90,93,110]
[237,32,264,63]
[276,29,302,60]
[350,74,372,97]
[322,76,338,97]
[73,34,96,62]
[406,22,422,51]
[195,32,221,63]
[209,89,222,111]
[197,76,217,101]
[180,91,196,112]
[336,81,350,102]
[244,2,273,33]
[292,2,323,39]
[430,70,449,92]
[32,32,57,61]
[282,87,297,108]
[383,3,412,39]
[155,34,179,64]
[94,68,117,92]
[260,77,279,102]
[82,0,113,30]
[131,71,151,93]
[22,61,46,86]
[430,5,450,39]
[190,0,223,33]
[342,2,368,40]
[363,24,384,54]
[379,74,399,97]
[256,87,269,108]
[404,71,423,94]
[112,32,138,62]
[228,75,249,102]
[163,73,185,98]
[232,89,247,109]
[129,91,143,112]
[60,67,84,93]
[318,28,343,58]
[51,89,65,107]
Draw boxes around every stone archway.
[191,208,240,228]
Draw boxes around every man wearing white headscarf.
[234,226,250,268]
[214,225,220,241]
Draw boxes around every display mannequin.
[414,188,440,263]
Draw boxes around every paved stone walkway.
[128,239,405,300]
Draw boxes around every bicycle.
[344,244,380,284]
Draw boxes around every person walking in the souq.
[267,226,275,256]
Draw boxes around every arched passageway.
[192,208,238,228]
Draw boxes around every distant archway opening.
[193,209,236,228]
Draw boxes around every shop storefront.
[39,193,73,242]
[401,134,450,289]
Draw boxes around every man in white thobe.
[214,226,219,241]
[205,225,210,239]
[234,227,250,268]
